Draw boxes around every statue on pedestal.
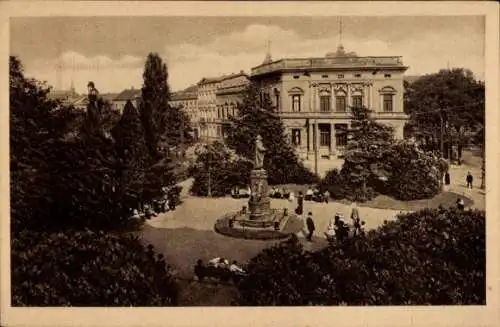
[254,135,266,170]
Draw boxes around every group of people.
[302,203,365,242]
[444,170,475,189]
[194,257,246,283]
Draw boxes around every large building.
[170,85,199,139]
[215,72,249,140]
[197,71,249,141]
[250,44,409,160]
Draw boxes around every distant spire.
[339,17,343,46]
[263,39,272,64]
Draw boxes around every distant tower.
[70,79,76,96]
[263,39,272,64]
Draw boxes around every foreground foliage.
[10,55,180,306]
[235,208,485,305]
[12,230,179,306]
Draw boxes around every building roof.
[171,85,198,101]
[48,89,77,100]
[197,71,248,86]
[115,88,142,101]
[251,48,408,77]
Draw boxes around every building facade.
[215,72,249,140]
[197,72,249,141]
[113,88,142,113]
[197,77,220,140]
[170,85,199,139]
[250,45,409,159]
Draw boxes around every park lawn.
[347,191,474,211]
[274,183,474,212]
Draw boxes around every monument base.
[248,169,271,221]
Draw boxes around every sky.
[10,16,485,94]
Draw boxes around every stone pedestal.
[248,169,271,220]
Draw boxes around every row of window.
[217,106,238,120]
[293,73,392,80]
[291,94,393,112]
[290,124,349,148]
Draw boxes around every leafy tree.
[236,208,485,305]
[340,106,394,201]
[111,100,150,211]
[405,68,485,158]
[226,83,318,185]
[10,56,180,306]
[138,53,178,202]
[386,141,448,200]
[189,141,252,196]
[12,230,179,306]
[165,104,194,156]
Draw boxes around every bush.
[319,168,377,202]
[11,230,179,306]
[235,208,485,305]
[386,142,447,200]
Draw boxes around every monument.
[214,134,302,240]
[248,135,272,220]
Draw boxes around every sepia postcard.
[1,1,499,327]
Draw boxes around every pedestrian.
[350,202,360,221]
[323,190,330,203]
[456,198,465,210]
[295,192,304,217]
[466,171,473,189]
[305,212,315,241]
[444,171,450,185]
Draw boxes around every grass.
[347,191,474,211]
[273,184,474,212]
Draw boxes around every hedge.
[235,208,485,305]
[11,230,179,306]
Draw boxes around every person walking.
[466,171,473,189]
[444,171,451,186]
[305,212,315,242]
[323,190,330,204]
[295,192,304,217]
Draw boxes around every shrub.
[235,208,485,305]
[11,230,179,306]
[386,142,446,200]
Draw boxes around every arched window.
[379,86,396,112]
[351,89,364,109]
[319,88,331,112]
[335,90,347,112]
[288,87,304,112]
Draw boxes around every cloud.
[23,23,484,93]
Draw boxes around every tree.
[10,56,180,306]
[236,208,485,305]
[165,104,194,156]
[405,68,485,159]
[340,106,395,200]
[139,52,177,158]
[386,141,448,200]
[138,53,178,202]
[111,100,150,211]
[226,83,318,185]
[189,141,252,196]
